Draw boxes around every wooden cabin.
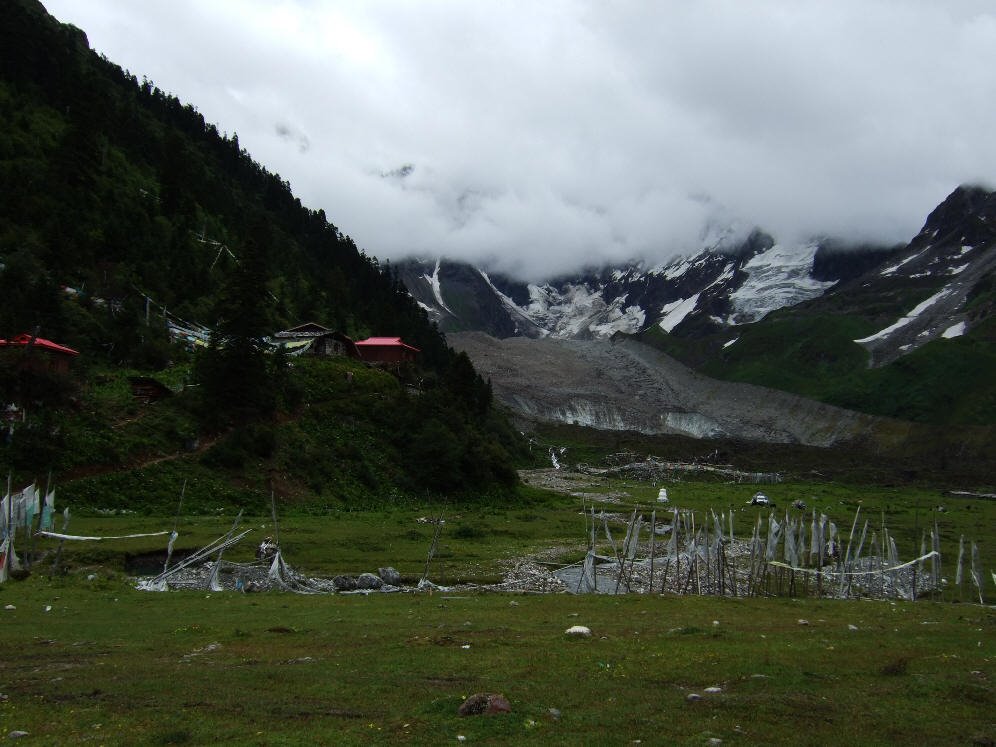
[0,333,79,374]
[271,323,359,358]
[354,337,421,365]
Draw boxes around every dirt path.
[62,432,225,481]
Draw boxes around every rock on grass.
[458,693,512,716]
[564,625,592,638]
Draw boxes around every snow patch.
[706,262,736,289]
[881,246,929,276]
[942,322,966,339]
[663,257,694,281]
[948,263,970,275]
[422,259,454,315]
[659,294,700,333]
[723,337,739,349]
[854,288,953,344]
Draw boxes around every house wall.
[358,346,416,364]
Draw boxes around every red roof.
[355,337,421,352]
[0,333,79,356]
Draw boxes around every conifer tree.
[197,233,275,422]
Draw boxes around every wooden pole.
[648,509,656,594]
[51,508,70,576]
[420,515,444,584]
[269,490,281,549]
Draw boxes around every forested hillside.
[0,0,529,508]
[1,0,445,360]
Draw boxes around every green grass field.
[1,579,992,745]
[1,474,993,745]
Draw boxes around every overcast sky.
[44,0,996,280]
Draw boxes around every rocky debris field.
[450,332,906,447]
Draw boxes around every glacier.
[728,242,836,324]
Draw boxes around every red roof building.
[354,336,420,365]
[0,333,80,374]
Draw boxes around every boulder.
[564,625,592,638]
[458,693,512,716]
[378,567,401,585]
[332,575,357,592]
[355,573,383,590]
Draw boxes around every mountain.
[397,230,901,342]
[398,186,996,428]
[845,187,996,367]
[0,0,525,500]
[684,186,996,424]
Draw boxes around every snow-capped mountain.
[846,186,996,366]
[398,185,995,371]
[398,230,884,341]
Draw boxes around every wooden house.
[354,336,421,365]
[271,323,359,358]
[0,333,79,374]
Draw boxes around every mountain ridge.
[402,185,996,427]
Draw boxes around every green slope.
[0,1,532,501]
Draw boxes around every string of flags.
[1,478,64,583]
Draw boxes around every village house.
[0,333,79,374]
[354,336,421,365]
[271,323,359,358]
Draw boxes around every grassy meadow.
[1,473,993,744]
[0,576,992,745]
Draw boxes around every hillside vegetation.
[0,0,530,504]
[639,272,996,427]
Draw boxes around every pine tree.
[198,233,275,422]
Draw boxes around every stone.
[378,567,401,585]
[564,625,592,638]
[4,605,15,611]
[8,731,29,739]
[686,693,702,702]
[332,575,357,591]
[704,686,722,694]
[547,707,562,721]
[458,693,512,716]
[355,573,383,590]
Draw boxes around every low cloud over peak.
[46,0,996,281]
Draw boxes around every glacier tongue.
[728,242,835,324]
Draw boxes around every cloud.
[274,123,310,153]
[45,0,996,280]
